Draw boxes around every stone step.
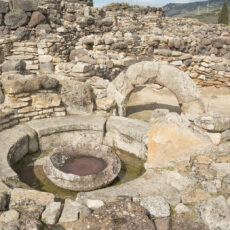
[11,47,38,53]
[13,42,37,47]
[6,55,35,60]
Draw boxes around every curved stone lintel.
[107,61,205,116]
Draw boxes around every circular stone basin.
[43,143,121,191]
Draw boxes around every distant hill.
[164,0,230,23]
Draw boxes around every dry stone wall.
[0,0,230,131]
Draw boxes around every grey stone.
[194,114,230,132]
[4,12,28,29]
[103,116,148,159]
[174,204,190,214]
[10,0,38,11]
[84,199,104,209]
[0,0,9,13]
[0,210,19,223]
[212,38,224,48]
[14,27,30,40]
[108,61,205,117]
[39,62,54,73]
[139,196,170,218]
[59,199,82,223]
[36,24,51,36]
[2,60,26,73]
[38,76,59,89]
[60,80,94,114]
[222,129,230,142]
[0,124,38,179]
[0,192,8,211]
[0,13,2,26]
[41,202,61,225]
[196,196,230,230]
[0,85,4,104]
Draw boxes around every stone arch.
[107,61,205,116]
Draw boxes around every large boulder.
[196,196,230,230]
[4,11,28,29]
[148,113,212,168]
[60,80,94,114]
[28,11,46,28]
[103,116,149,159]
[10,0,38,11]
[2,60,26,73]
[0,0,9,13]
[194,114,230,132]
[1,74,40,94]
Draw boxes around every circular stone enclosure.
[43,142,121,191]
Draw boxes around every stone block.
[0,0,9,13]
[10,0,38,11]
[4,11,28,29]
[31,93,61,109]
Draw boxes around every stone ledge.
[26,115,107,137]
[0,124,38,180]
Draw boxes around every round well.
[43,142,121,191]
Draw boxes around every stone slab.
[103,116,149,159]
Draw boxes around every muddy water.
[61,156,107,176]
[13,149,145,199]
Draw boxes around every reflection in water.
[14,149,145,199]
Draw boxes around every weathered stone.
[10,0,38,11]
[0,192,8,211]
[108,61,205,116]
[148,113,211,168]
[39,62,54,73]
[31,93,61,109]
[194,114,230,132]
[28,11,46,28]
[181,188,212,204]
[0,210,19,223]
[69,48,88,61]
[38,76,59,89]
[80,199,156,230]
[0,0,9,13]
[212,38,224,48]
[2,74,40,94]
[0,85,4,104]
[2,60,26,73]
[39,55,53,63]
[59,199,82,223]
[14,27,30,40]
[196,196,230,230]
[112,42,127,50]
[41,202,61,225]
[26,115,106,150]
[154,217,171,230]
[9,188,54,220]
[222,129,230,142]
[139,196,170,218]
[84,199,104,209]
[60,80,94,114]
[4,12,28,29]
[72,62,93,73]
[96,97,115,112]
[174,204,190,214]
[36,24,51,36]
[103,116,148,159]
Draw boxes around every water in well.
[13,149,145,199]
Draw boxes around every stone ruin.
[0,0,230,229]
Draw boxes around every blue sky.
[94,0,206,7]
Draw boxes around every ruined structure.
[0,0,230,230]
